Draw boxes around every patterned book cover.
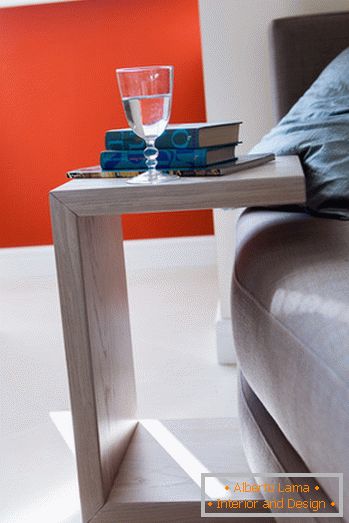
[100,145,237,170]
[67,154,275,179]
[105,121,241,150]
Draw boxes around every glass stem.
[144,139,159,177]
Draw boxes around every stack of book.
[67,121,275,178]
[100,121,241,176]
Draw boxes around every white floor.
[0,241,238,523]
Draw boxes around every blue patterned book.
[100,145,237,170]
[105,121,241,150]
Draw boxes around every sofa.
[232,12,349,522]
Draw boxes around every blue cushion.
[251,47,349,219]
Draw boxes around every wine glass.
[116,65,179,184]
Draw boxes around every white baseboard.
[215,306,237,365]
[124,235,216,271]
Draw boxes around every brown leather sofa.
[232,12,349,522]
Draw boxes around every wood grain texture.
[50,195,137,522]
[106,418,249,505]
[52,156,305,216]
[90,418,275,523]
[50,157,302,522]
[92,503,275,523]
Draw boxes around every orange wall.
[0,0,213,247]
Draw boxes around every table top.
[51,155,306,216]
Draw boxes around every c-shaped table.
[50,156,305,522]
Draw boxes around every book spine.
[67,168,225,179]
[105,128,200,150]
[100,147,225,169]
[67,170,138,179]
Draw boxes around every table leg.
[50,195,137,522]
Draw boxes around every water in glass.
[122,93,171,141]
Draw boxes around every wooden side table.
[50,156,305,522]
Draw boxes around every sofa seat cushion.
[232,208,349,509]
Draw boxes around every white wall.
[200,1,349,363]
[199,0,349,151]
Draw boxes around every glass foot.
[126,170,180,185]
